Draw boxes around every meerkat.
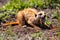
[3,8,38,26]
[3,8,45,31]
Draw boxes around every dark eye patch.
[35,14,37,17]
[39,13,42,15]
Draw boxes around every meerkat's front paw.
[22,25,27,28]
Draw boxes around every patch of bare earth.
[0,1,60,39]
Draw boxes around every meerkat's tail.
[2,22,19,26]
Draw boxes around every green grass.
[58,32,60,38]
[31,32,42,37]
[0,0,60,25]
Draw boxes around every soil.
[0,9,60,40]
[0,0,60,40]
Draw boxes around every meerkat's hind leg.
[17,15,26,28]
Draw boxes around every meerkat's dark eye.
[39,13,42,15]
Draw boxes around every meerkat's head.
[36,11,46,19]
